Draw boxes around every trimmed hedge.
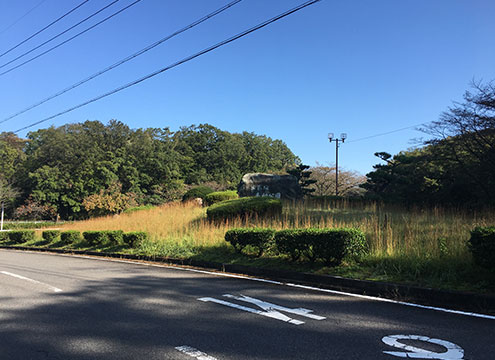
[8,230,35,244]
[0,231,9,242]
[204,190,238,206]
[207,197,282,220]
[273,229,308,262]
[274,228,367,265]
[82,230,123,246]
[61,231,82,245]
[123,231,148,247]
[182,186,214,202]
[42,230,61,242]
[225,228,275,256]
[107,230,124,245]
[468,226,495,270]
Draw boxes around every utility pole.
[328,133,347,196]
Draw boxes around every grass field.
[8,199,494,294]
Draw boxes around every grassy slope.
[2,200,494,294]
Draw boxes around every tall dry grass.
[60,200,494,258]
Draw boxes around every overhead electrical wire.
[0,0,124,72]
[0,0,48,36]
[347,123,427,143]
[0,0,91,59]
[13,0,322,134]
[0,0,242,125]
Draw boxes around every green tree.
[287,164,317,196]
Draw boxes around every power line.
[0,0,48,36]
[0,0,123,71]
[347,123,426,143]
[0,0,91,59]
[0,0,242,125]
[13,0,322,134]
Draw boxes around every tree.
[82,182,137,217]
[0,179,19,230]
[287,164,316,196]
[423,81,495,204]
[309,163,365,197]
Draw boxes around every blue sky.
[0,0,494,175]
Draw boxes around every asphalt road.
[0,249,493,360]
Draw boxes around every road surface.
[0,249,493,359]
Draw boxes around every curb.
[1,245,494,315]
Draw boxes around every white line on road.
[5,249,495,320]
[175,345,217,360]
[0,270,62,293]
[199,296,305,325]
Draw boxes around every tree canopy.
[1,121,299,219]
[363,81,495,206]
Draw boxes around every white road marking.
[199,294,325,325]
[286,283,495,321]
[199,296,304,325]
[175,345,217,360]
[382,335,464,359]
[0,270,62,292]
[223,294,326,320]
[4,249,495,321]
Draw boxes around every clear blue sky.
[1,0,494,175]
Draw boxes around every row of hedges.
[225,227,367,266]
[0,230,148,248]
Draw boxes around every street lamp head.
[341,133,347,142]
[328,133,334,142]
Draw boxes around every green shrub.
[42,230,61,242]
[225,228,276,256]
[274,229,308,261]
[204,190,238,206]
[0,231,9,242]
[182,186,214,202]
[123,231,149,247]
[61,231,82,245]
[309,228,367,265]
[468,226,495,270]
[207,197,282,220]
[106,230,124,245]
[275,228,367,265]
[8,230,35,244]
[83,231,110,246]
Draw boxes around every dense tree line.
[0,121,299,219]
[363,82,495,206]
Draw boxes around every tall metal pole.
[335,139,339,196]
[1,202,4,231]
[328,133,346,197]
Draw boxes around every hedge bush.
[182,186,214,202]
[207,197,282,220]
[468,226,495,270]
[225,228,276,256]
[107,230,124,245]
[42,230,61,242]
[123,231,149,247]
[204,190,238,206]
[0,231,9,242]
[275,228,367,265]
[83,231,107,246]
[8,230,35,244]
[274,229,308,261]
[61,231,82,245]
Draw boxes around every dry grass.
[59,200,494,259]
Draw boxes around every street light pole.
[328,133,347,196]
